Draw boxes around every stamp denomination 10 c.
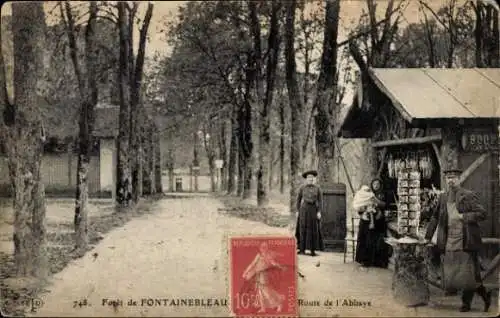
[229,236,297,317]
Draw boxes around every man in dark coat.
[425,168,492,312]
[295,170,324,256]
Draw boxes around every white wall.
[100,138,116,195]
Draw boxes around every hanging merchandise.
[418,151,425,177]
[388,154,395,179]
[425,151,433,179]
[408,152,418,170]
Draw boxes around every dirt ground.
[15,195,497,317]
[0,197,155,316]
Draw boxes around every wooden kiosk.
[338,68,500,297]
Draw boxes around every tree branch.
[64,1,86,100]
[85,1,98,106]
[337,3,404,47]
[366,0,380,52]
[132,2,153,98]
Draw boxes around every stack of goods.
[397,169,421,237]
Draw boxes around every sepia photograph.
[0,0,499,317]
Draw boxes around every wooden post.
[112,138,117,202]
[68,141,73,187]
[194,168,199,192]
[189,165,193,192]
[440,125,460,173]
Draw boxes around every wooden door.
[321,183,346,251]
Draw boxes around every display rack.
[397,168,421,237]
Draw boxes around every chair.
[344,215,360,263]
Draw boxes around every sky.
[1,1,447,60]
[1,0,451,111]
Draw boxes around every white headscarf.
[352,185,376,211]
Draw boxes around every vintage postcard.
[1,1,499,317]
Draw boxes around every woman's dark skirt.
[295,203,324,252]
[355,218,390,268]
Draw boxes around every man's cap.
[302,170,318,178]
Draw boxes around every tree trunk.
[313,0,340,187]
[209,157,216,192]
[149,124,156,194]
[218,119,228,191]
[253,0,280,206]
[167,146,174,192]
[142,125,152,195]
[9,2,48,277]
[269,139,274,191]
[279,97,285,195]
[249,1,267,206]
[136,123,144,197]
[242,99,253,200]
[116,2,132,207]
[476,3,500,68]
[239,77,253,200]
[154,125,162,193]
[129,3,154,203]
[193,132,199,192]
[237,136,245,196]
[68,142,73,187]
[150,129,157,195]
[62,1,99,255]
[202,124,216,192]
[227,104,238,194]
[474,3,484,67]
[284,0,304,213]
[490,8,500,67]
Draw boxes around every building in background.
[0,103,119,198]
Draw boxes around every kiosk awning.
[339,68,500,138]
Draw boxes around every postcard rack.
[397,168,421,236]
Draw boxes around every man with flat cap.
[425,168,491,312]
[295,170,324,256]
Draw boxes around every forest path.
[30,195,497,317]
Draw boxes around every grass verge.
[215,193,292,228]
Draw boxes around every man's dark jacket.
[425,187,486,253]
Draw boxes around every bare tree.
[348,0,406,180]
[250,0,282,206]
[129,2,154,202]
[218,117,228,191]
[419,0,472,68]
[201,121,217,192]
[313,0,341,186]
[472,0,500,67]
[278,92,286,194]
[116,2,132,206]
[227,103,238,194]
[297,0,323,162]
[284,0,304,214]
[60,1,99,255]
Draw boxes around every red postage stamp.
[229,236,297,317]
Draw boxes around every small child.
[353,185,382,229]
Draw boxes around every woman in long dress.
[242,242,286,313]
[353,183,390,268]
[295,170,324,256]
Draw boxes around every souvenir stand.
[384,150,438,307]
[338,68,500,305]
